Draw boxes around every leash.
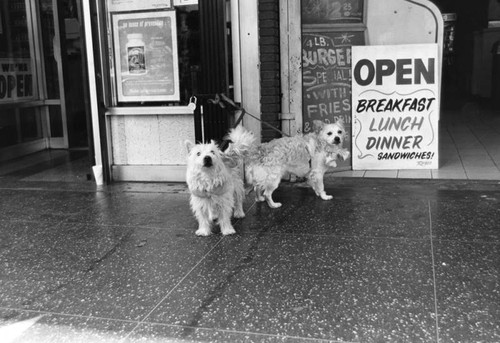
[208,93,290,138]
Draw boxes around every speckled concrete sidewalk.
[0,178,499,342]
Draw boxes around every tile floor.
[0,179,499,342]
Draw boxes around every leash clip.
[188,96,197,110]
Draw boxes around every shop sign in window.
[112,11,179,102]
[0,58,34,103]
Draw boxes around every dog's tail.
[224,125,256,158]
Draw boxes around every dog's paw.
[326,160,337,168]
[269,202,282,208]
[233,210,245,219]
[221,227,236,235]
[339,150,350,161]
[320,193,333,200]
[195,228,212,236]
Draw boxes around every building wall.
[259,0,281,142]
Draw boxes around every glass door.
[38,0,68,149]
[0,0,43,159]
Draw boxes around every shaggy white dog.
[185,126,255,236]
[240,119,350,208]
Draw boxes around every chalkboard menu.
[302,31,365,168]
[302,0,364,25]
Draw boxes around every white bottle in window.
[126,33,146,74]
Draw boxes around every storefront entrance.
[0,0,91,173]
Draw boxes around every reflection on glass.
[0,108,18,147]
[49,105,63,137]
[39,0,60,98]
[20,107,42,140]
[0,0,36,103]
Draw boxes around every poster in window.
[112,11,179,102]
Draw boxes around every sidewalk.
[0,177,499,342]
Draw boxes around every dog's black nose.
[203,156,213,167]
[334,136,341,144]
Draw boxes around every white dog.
[238,119,349,208]
[185,126,255,236]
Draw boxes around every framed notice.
[351,44,440,170]
[108,0,171,12]
[112,11,179,102]
[302,31,365,169]
[302,0,364,25]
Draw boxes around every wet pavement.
[0,177,499,342]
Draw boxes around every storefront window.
[0,0,42,149]
[0,0,36,103]
[104,2,200,106]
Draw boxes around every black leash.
[208,93,290,139]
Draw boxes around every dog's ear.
[336,117,345,126]
[185,140,194,153]
[210,140,220,151]
[312,120,325,134]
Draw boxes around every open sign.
[353,58,436,86]
[351,44,440,170]
[0,60,34,103]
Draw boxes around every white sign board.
[351,44,439,170]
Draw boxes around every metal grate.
[197,0,231,143]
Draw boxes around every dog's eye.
[337,130,343,135]
[210,150,215,154]
[327,132,333,136]
[196,152,201,156]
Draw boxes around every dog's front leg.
[263,178,282,208]
[254,186,265,202]
[233,185,246,219]
[308,169,332,200]
[264,191,282,208]
[195,212,212,236]
[219,212,236,235]
[338,148,350,161]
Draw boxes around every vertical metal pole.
[231,0,241,103]
[82,0,103,182]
